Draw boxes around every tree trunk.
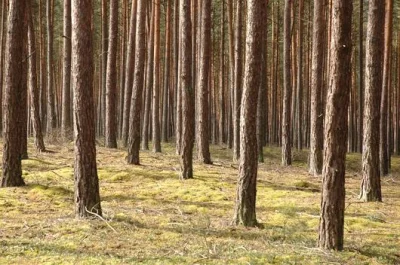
[282,0,292,166]
[121,0,137,147]
[232,0,243,162]
[296,0,304,150]
[233,0,263,227]
[27,0,46,152]
[196,0,212,164]
[0,0,6,134]
[308,0,325,175]
[379,0,393,177]
[142,3,155,151]
[162,0,171,143]
[61,0,72,140]
[360,0,385,202]
[72,0,102,218]
[99,0,108,137]
[227,0,234,149]
[358,0,364,153]
[1,0,27,187]
[218,0,225,145]
[46,0,56,134]
[105,0,118,148]
[318,0,352,250]
[152,0,161,152]
[174,0,182,155]
[179,0,194,179]
[127,0,146,165]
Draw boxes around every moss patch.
[0,139,399,264]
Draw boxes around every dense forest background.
[0,0,400,264]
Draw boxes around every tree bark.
[196,0,212,164]
[360,0,385,202]
[379,0,393,177]
[296,0,304,150]
[174,0,182,155]
[152,0,161,152]
[0,0,6,134]
[218,0,225,145]
[46,0,56,134]
[1,0,27,187]
[233,0,263,227]
[179,0,194,179]
[72,0,102,218]
[61,0,72,140]
[282,0,292,166]
[27,0,46,152]
[162,0,171,143]
[232,0,243,162]
[121,0,137,147]
[127,0,146,165]
[309,0,325,175]
[142,3,155,151]
[358,0,364,153]
[105,0,118,148]
[318,0,352,250]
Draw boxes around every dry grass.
[0,139,399,264]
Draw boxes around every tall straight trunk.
[72,0,102,218]
[379,0,393,176]
[100,0,108,137]
[282,0,292,166]
[1,0,27,187]
[233,0,243,162]
[257,1,267,163]
[20,23,28,160]
[127,0,146,165]
[296,0,304,150]
[318,0,353,250]
[121,0,137,147]
[196,0,212,164]
[27,0,46,152]
[218,0,225,145]
[233,0,263,227]
[360,0,385,202]
[105,0,118,148]
[39,0,47,130]
[358,0,364,153]
[0,0,6,134]
[46,0,56,133]
[179,0,194,179]
[227,0,234,149]
[396,36,400,155]
[61,0,72,139]
[118,0,128,138]
[152,0,161,152]
[162,0,171,143]
[142,4,155,151]
[309,0,325,175]
[174,0,182,154]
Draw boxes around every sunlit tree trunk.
[233,0,263,227]
[282,0,292,166]
[127,0,146,165]
[1,0,27,187]
[27,1,46,152]
[105,0,118,148]
[360,0,385,202]
[318,0,353,250]
[72,0,102,218]
[179,0,194,179]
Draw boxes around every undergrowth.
[0,140,399,264]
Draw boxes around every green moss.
[0,140,399,264]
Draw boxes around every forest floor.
[0,139,399,265]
